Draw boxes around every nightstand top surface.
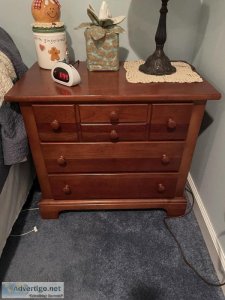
[5,62,221,103]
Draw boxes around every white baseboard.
[188,174,225,280]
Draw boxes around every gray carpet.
[0,191,224,300]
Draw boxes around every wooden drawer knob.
[167,118,176,130]
[63,184,71,195]
[110,129,119,141]
[161,154,170,165]
[51,119,61,131]
[57,156,67,166]
[157,183,166,193]
[110,111,119,123]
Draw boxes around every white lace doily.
[124,60,203,83]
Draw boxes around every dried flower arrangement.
[76,1,126,71]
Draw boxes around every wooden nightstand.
[5,62,221,219]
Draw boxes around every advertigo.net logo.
[1,282,64,298]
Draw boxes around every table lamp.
[139,0,176,75]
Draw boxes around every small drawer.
[49,173,178,200]
[149,104,193,141]
[79,104,149,123]
[81,124,148,142]
[42,142,184,173]
[33,105,78,142]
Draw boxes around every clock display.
[53,67,70,82]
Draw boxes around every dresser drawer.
[149,104,193,140]
[49,173,178,200]
[79,104,149,123]
[81,124,148,142]
[33,105,78,142]
[42,142,184,173]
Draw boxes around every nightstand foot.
[165,198,187,217]
[39,201,60,219]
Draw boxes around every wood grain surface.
[6,62,221,218]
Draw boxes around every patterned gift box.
[76,2,125,72]
[84,27,120,71]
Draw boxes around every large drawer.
[42,142,184,173]
[49,173,178,200]
[79,104,149,123]
[80,123,148,142]
[149,104,193,141]
[33,105,78,142]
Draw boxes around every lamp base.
[139,48,176,76]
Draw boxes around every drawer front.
[42,142,184,173]
[150,104,193,140]
[33,105,78,142]
[49,173,178,200]
[81,124,148,142]
[79,104,149,123]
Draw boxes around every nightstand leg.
[39,202,60,219]
[165,198,187,217]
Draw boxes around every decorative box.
[85,28,119,71]
[76,1,125,72]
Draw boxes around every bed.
[0,27,35,257]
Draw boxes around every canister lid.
[32,22,65,33]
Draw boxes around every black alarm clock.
[51,62,81,86]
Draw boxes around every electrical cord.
[21,207,39,212]
[10,226,38,237]
[163,184,225,287]
[9,208,39,237]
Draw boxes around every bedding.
[0,52,15,107]
[0,135,10,192]
[0,163,10,193]
[0,27,35,257]
[0,27,29,166]
[0,157,34,258]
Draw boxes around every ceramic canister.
[33,26,68,69]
